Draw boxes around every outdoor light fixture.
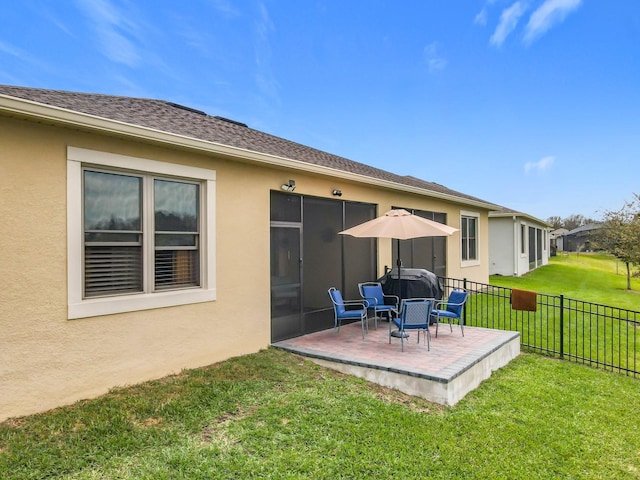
[332,189,342,196]
[280,179,296,192]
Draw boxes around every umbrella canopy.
[339,208,458,240]
[339,209,458,301]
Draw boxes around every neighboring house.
[0,85,499,420]
[550,228,569,254]
[489,207,551,276]
[564,223,602,252]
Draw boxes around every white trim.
[510,216,519,276]
[67,160,83,308]
[460,210,480,268]
[67,147,216,319]
[1,95,497,210]
[489,211,551,226]
[67,146,216,181]
[520,222,528,258]
[69,289,217,319]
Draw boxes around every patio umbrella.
[340,208,458,242]
[339,208,458,296]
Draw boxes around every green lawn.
[3,253,640,478]
[2,348,640,479]
[490,252,640,311]
[452,253,640,374]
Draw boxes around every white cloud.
[0,40,23,58]
[75,0,141,67]
[474,0,498,26]
[474,8,488,26]
[490,2,528,47]
[254,2,280,105]
[525,156,555,174]
[424,42,447,72]
[40,6,75,38]
[524,0,583,45]
[0,40,51,71]
[209,0,241,18]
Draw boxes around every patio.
[272,319,520,405]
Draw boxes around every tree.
[546,216,563,230]
[597,194,640,290]
[563,214,587,231]
[545,214,601,231]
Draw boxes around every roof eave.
[0,93,497,210]
[489,210,551,227]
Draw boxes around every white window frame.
[460,210,480,267]
[67,147,216,319]
[520,222,528,257]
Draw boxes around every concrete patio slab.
[272,320,520,405]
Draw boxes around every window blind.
[84,246,143,297]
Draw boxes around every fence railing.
[440,277,640,377]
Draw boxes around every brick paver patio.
[273,318,520,389]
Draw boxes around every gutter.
[512,215,519,276]
[0,93,498,211]
[489,211,552,228]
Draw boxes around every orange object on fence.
[511,288,537,312]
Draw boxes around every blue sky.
[1,1,639,221]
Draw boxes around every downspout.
[513,216,518,276]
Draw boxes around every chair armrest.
[342,300,367,309]
[362,296,379,307]
[443,299,466,307]
[432,298,467,311]
[383,294,400,306]
[432,300,447,310]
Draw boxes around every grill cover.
[378,268,444,301]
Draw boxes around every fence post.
[559,294,564,359]
[463,278,468,326]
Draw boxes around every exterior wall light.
[332,189,342,196]
[280,179,296,192]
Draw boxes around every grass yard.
[490,252,640,311]
[454,252,640,374]
[2,348,640,479]
[3,252,640,478]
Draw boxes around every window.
[83,170,200,297]
[391,207,448,278]
[520,223,527,255]
[68,147,216,319]
[461,212,479,265]
[153,179,200,290]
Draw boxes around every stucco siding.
[489,214,550,277]
[450,210,488,283]
[1,114,492,420]
[0,117,271,420]
[489,217,516,276]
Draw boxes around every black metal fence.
[440,277,640,377]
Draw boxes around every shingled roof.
[489,205,550,226]
[0,84,495,207]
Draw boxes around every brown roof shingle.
[0,84,494,207]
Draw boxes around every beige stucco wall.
[0,114,490,421]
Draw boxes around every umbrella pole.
[396,238,402,299]
[390,237,409,339]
